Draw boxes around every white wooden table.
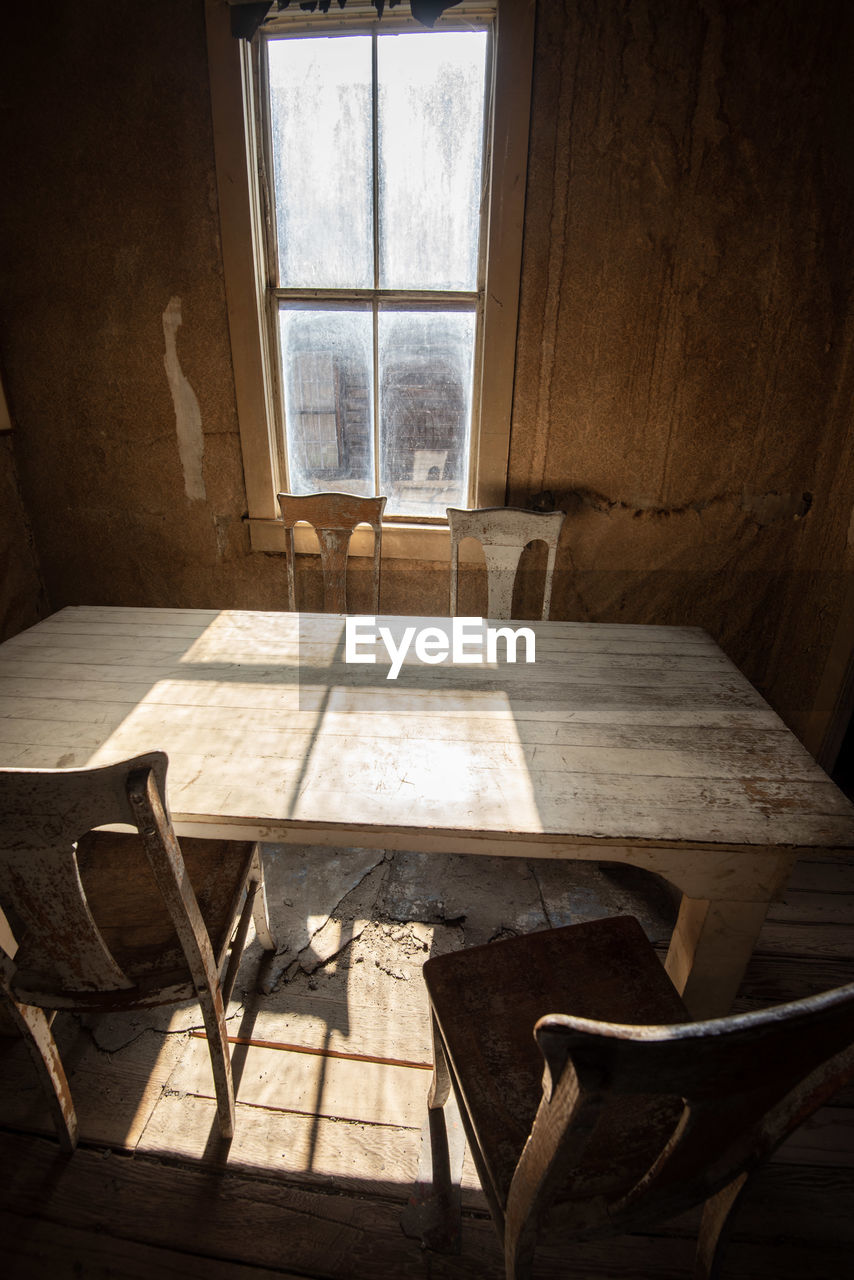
[2,606,853,1017]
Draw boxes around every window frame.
[260,22,491,522]
[206,0,534,559]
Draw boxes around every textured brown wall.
[0,0,853,744]
[510,0,854,739]
[0,0,447,620]
[0,0,279,613]
[0,434,46,641]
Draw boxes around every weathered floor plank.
[3,1134,852,1280]
[0,1210,312,1280]
[0,1131,507,1280]
[1,847,853,1278]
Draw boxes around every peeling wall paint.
[162,296,206,503]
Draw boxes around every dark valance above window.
[228,1,463,40]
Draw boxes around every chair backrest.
[447,507,565,620]
[505,981,854,1261]
[277,491,386,613]
[0,753,207,1000]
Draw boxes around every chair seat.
[423,916,690,1211]
[14,832,256,1006]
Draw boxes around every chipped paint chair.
[277,491,386,613]
[0,752,276,1152]
[421,914,854,1279]
[446,506,566,620]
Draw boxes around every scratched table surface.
[1,606,853,1015]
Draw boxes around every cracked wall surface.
[0,0,853,744]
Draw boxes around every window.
[263,26,487,518]
[207,0,534,553]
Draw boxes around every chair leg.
[694,1172,750,1280]
[249,844,277,953]
[423,1009,463,1249]
[222,846,277,1004]
[197,981,236,1140]
[401,1010,465,1254]
[3,991,78,1152]
[428,1008,452,1112]
[222,880,259,1006]
[505,1220,538,1280]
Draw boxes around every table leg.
[664,895,772,1018]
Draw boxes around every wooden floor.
[1,846,853,1279]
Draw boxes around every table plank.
[3,605,854,1017]
[0,607,850,853]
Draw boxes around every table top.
[1,606,853,857]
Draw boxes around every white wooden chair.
[422,914,854,1279]
[277,491,386,613]
[0,752,276,1152]
[447,507,565,620]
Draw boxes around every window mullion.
[272,288,481,306]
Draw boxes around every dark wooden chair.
[0,751,277,1152]
[422,914,854,1279]
[447,506,565,620]
[277,491,386,613]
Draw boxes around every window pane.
[377,32,487,291]
[268,37,373,288]
[379,310,475,517]
[279,306,374,495]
